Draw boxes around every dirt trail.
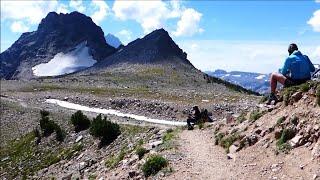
[168,129,238,180]
[168,129,319,180]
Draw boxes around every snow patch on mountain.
[32,42,96,77]
[256,74,266,80]
[232,74,241,77]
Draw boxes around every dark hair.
[288,43,298,55]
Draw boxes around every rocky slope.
[0,11,115,79]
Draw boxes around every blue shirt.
[281,51,315,80]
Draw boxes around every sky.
[1,0,320,74]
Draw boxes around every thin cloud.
[69,0,86,13]
[308,10,320,32]
[90,0,110,25]
[112,0,203,36]
[10,21,29,33]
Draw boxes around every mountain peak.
[0,11,115,79]
[105,33,122,48]
[91,28,190,69]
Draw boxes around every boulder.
[289,135,304,147]
[229,144,240,153]
[291,92,303,102]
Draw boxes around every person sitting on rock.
[268,43,315,105]
[187,106,213,130]
[187,106,201,130]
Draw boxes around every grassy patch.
[276,116,286,126]
[249,110,264,122]
[139,67,165,76]
[290,116,299,126]
[299,83,310,92]
[105,148,126,169]
[135,146,148,159]
[219,133,240,152]
[276,128,295,153]
[142,155,168,177]
[214,132,225,145]
[0,132,83,178]
[237,112,247,124]
[159,128,179,151]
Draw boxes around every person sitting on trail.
[187,106,213,130]
[268,43,315,104]
[187,106,201,130]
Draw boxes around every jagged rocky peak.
[92,28,189,69]
[128,28,187,59]
[105,33,122,48]
[0,11,115,79]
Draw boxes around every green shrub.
[55,125,65,142]
[219,133,240,152]
[299,83,310,92]
[142,155,168,177]
[71,110,91,132]
[276,116,286,126]
[40,114,56,137]
[90,114,121,147]
[237,112,247,124]
[214,132,225,145]
[249,110,263,122]
[33,127,41,144]
[290,116,299,126]
[39,110,65,141]
[277,142,292,153]
[135,146,148,159]
[40,110,50,117]
[276,128,296,152]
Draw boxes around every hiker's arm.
[281,58,290,76]
[305,55,315,72]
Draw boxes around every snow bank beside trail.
[32,42,96,76]
[46,99,186,126]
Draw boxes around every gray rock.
[75,135,83,143]
[291,92,303,102]
[229,144,240,154]
[289,135,304,147]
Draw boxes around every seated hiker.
[268,43,315,104]
[187,106,213,130]
[187,106,201,130]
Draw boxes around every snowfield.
[255,74,266,80]
[32,42,96,76]
[46,99,186,126]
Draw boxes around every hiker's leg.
[187,118,195,130]
[270,72,286,93]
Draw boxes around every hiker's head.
[192,106,200,112]
[288,43,298,55]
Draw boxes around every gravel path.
[168,129,237,180]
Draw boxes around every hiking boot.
[187,125,194,130]
[266,93,278,105]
